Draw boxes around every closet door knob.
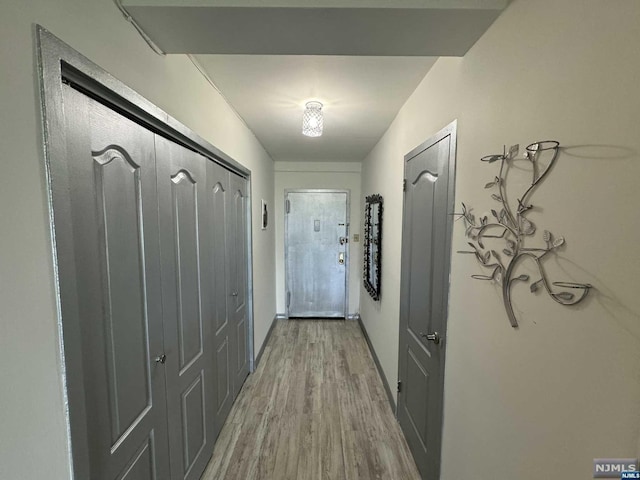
[420,332,441,345]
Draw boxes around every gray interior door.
[398,122,457,479]
[60,85,171,480]
[156,136,215,480]
[227,172,250,398]
[285,190,348,318]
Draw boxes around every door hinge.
[286,291,291,308]
[397,381,402,393]
[285,199,291,214]
[403,179,407,192]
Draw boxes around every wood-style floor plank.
[201,319,421,480]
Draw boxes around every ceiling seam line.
[113,0,166,56]
[187,55,270,151]
[112,1,273,160]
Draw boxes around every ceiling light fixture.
[302,101,323,137]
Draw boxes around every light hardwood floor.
[202,319,421,480]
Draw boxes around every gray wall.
[360,0,640,478]
[0,1,276,479]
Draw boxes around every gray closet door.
[156,136,215,480]
[60,85,171,480]
[227,172,250,398]
[398,123,456,479]
[206,162,233,437]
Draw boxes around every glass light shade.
[302,101,323,137]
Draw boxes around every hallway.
[202,320,420,480]
[4,2,640,479]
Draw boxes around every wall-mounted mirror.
[364,194,383,300]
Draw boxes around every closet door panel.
[156,137,215,480]
[94,144,149,442]
[228,172,250,398]
[61,85,170,480]
[207,162,233,437]
[209,172,230,334]
[171,170,203,368]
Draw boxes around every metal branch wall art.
[457,140,592,327]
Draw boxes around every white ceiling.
[194,55,437,161]
[123,0,508,161]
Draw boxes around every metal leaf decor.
[456,140,592,327]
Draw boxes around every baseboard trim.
[276,313,360,320]
[277,313,360,321]
[357,315,397,412]
[254,315,279,369]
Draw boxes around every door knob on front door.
[420,331,441,344]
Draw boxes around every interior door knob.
[155,354,167,364]
[231,292,238,297]
[420,331,440,344]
